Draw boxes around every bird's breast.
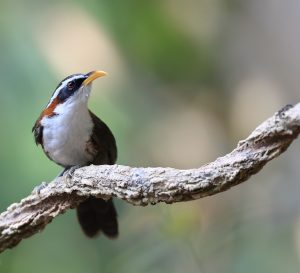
[41,106,94,167]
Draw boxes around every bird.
[32,71,118,238]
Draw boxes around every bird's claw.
[65,166,81,178]
[57,165,80,178]
[57,166,82,185]
[33,182,48,195]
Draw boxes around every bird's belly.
[44,138,92,167]
[42,114,94,167]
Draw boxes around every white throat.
[41,86,94,167]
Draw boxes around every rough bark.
[0,103,300,253]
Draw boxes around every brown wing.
[77,112,118,238]
[32,121,44,147]
[88,111,117,165]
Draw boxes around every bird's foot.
[59,165,82,181]
[56,166,78,178]
[33,181,48,195]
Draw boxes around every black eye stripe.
[56,74,87,102]
[53,74,86,93]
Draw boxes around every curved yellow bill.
[83,70,107,86]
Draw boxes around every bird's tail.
[76,197,118,238]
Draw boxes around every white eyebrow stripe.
[46,74,85,107]
[46,86,62,107]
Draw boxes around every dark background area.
[1,0,300,272]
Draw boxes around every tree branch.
[1,103,300,253]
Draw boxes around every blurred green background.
[1,0,300,272]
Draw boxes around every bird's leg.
[33,166,80,195]
[61,165,82,179]
[32,181,48,195]
[57,167,72,177]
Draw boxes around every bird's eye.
[67,81,75,90]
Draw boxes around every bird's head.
[42,70,107,118]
